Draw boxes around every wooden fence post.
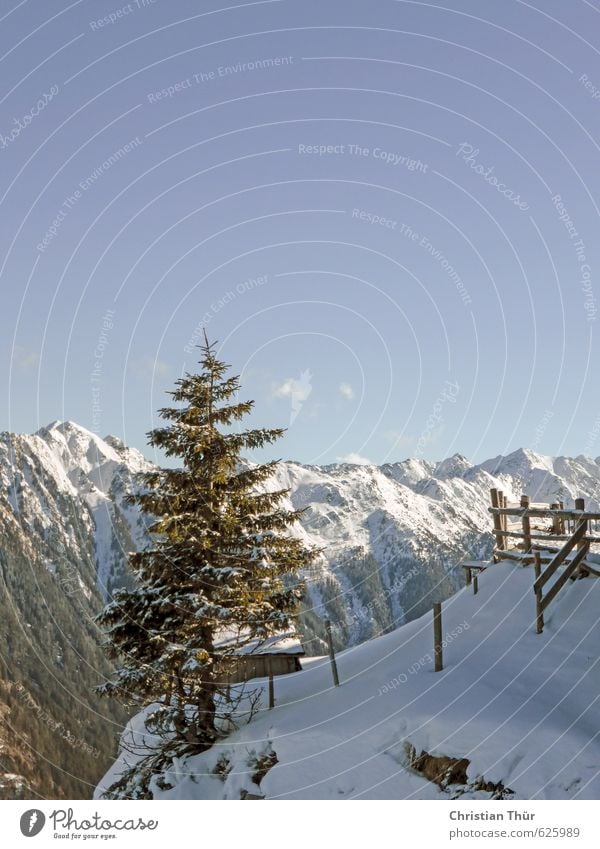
[521,494,531,553]
[490,488,505,550]
[433,603,443,672]
[558,500,565,535]
[498,490,505,536]
[534,551,543,634]
[268,667,275,710]
[575,498,587,575]
[550,503,561,537]
[324,619,340,687]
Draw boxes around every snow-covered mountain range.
[265,445,600,650]
[5,421,600,648]
[2,420,600,797]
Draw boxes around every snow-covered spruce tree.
[96,337,317,797]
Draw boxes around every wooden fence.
[488,489,600,631]
[488,490,600,556]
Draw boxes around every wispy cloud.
[337,452,372,465]
[131,356,170,379]
[12,347,39,371]
[339,382,355,400]
[273,370,313,424]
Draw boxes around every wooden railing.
[488,490,600,554]
[488,489,600,631]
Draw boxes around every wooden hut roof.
[215,630,305,657]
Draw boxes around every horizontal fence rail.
[490,529,600,544]
[490,507,600,520]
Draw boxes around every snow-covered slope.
[96,560,600,800]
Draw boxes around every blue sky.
[2,0,600,466]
